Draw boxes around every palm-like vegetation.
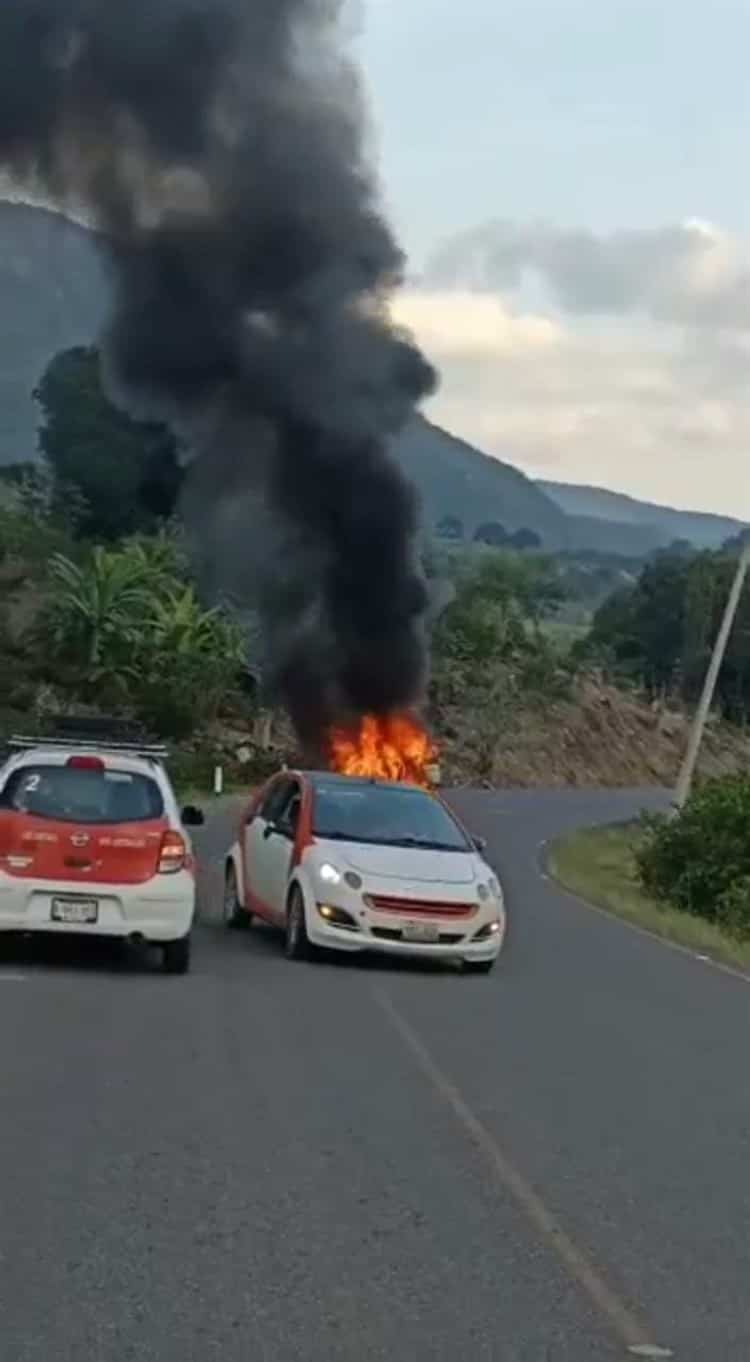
[36,540,246,733]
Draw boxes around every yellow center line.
[374,985,671,1359]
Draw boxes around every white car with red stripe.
[0,736,204,973]
[224,771,506,973]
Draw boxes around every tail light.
[67,755,105,771]
[158,831,187,875]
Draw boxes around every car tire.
[464,958,495,976]
[162,935,192,975]
[285,886,312,961]
[224,864,251,930]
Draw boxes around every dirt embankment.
[439,677,750,789]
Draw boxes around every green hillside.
[395,418,568,547]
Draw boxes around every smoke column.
[0,0,437,744]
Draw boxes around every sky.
[355,0,750,517]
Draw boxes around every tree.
[39,547,153,688]
[586,549,690,692]
[32,539,247,735]
[473,521,508,547]
[431,552,566,696]
[33,346,183,540]
[509,527,542,551]
[584,543,750,719]
[436,515,464,540]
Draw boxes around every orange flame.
[327,713,440,788]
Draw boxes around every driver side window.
[274,784,301,839]
[258,777,293,825]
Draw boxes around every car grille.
[368,895,476,919]
[371,927,465,945]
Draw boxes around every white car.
[0,730,204,973]
[224,770,506,973]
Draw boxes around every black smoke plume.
[0,0,437,744]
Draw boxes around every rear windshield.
[0,764,165,825]
[312,782,471,851]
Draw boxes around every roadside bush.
[637,776,750,921]
[715,877,750,941]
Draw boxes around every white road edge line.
[374,985,672,1360]
[539,836,750,987]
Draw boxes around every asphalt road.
[2,787,750,1361]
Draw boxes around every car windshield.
[0,764,164,825]
[312,781,471,850]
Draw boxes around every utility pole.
[673,539,750,811]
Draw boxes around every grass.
[548,822,750,975]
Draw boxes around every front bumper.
[0,872,195,942]
[307,897,506,962]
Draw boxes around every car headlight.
[477,883,491,902]
[318,862,342,885]
[489,876,502,900]
[478,878,503,904]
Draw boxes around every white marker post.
[213,765,224,797]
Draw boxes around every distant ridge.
[539,480,744,552]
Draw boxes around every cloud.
[394,275,750,518]
[391,289,562,356]
[427,219,750,330]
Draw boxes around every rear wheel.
[224,864,251,930]
[464,958,495,976]
[285,886,312,961]
[162,935,191,975]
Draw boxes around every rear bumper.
[0,872,195,942]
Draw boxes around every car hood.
[326,841,477,886]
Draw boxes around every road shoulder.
[546,820,750,980]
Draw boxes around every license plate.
[51,897,99,925]
[402,921,440,944]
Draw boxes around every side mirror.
[181,805,205,827]
[472,835,487,853]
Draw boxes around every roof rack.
[8,735,168,761]
[47,716,155,743]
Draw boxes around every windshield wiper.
[386,837,466,851]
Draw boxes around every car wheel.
[224,864,251,930]
[464,958,495,976]
[285,886,312,961]
[162,935,192,975]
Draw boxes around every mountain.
[394,418,569,548]
[539,481,744,552]
[0,199,742,559]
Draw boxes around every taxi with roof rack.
[224,770,506,973]
[0,719,204,973]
